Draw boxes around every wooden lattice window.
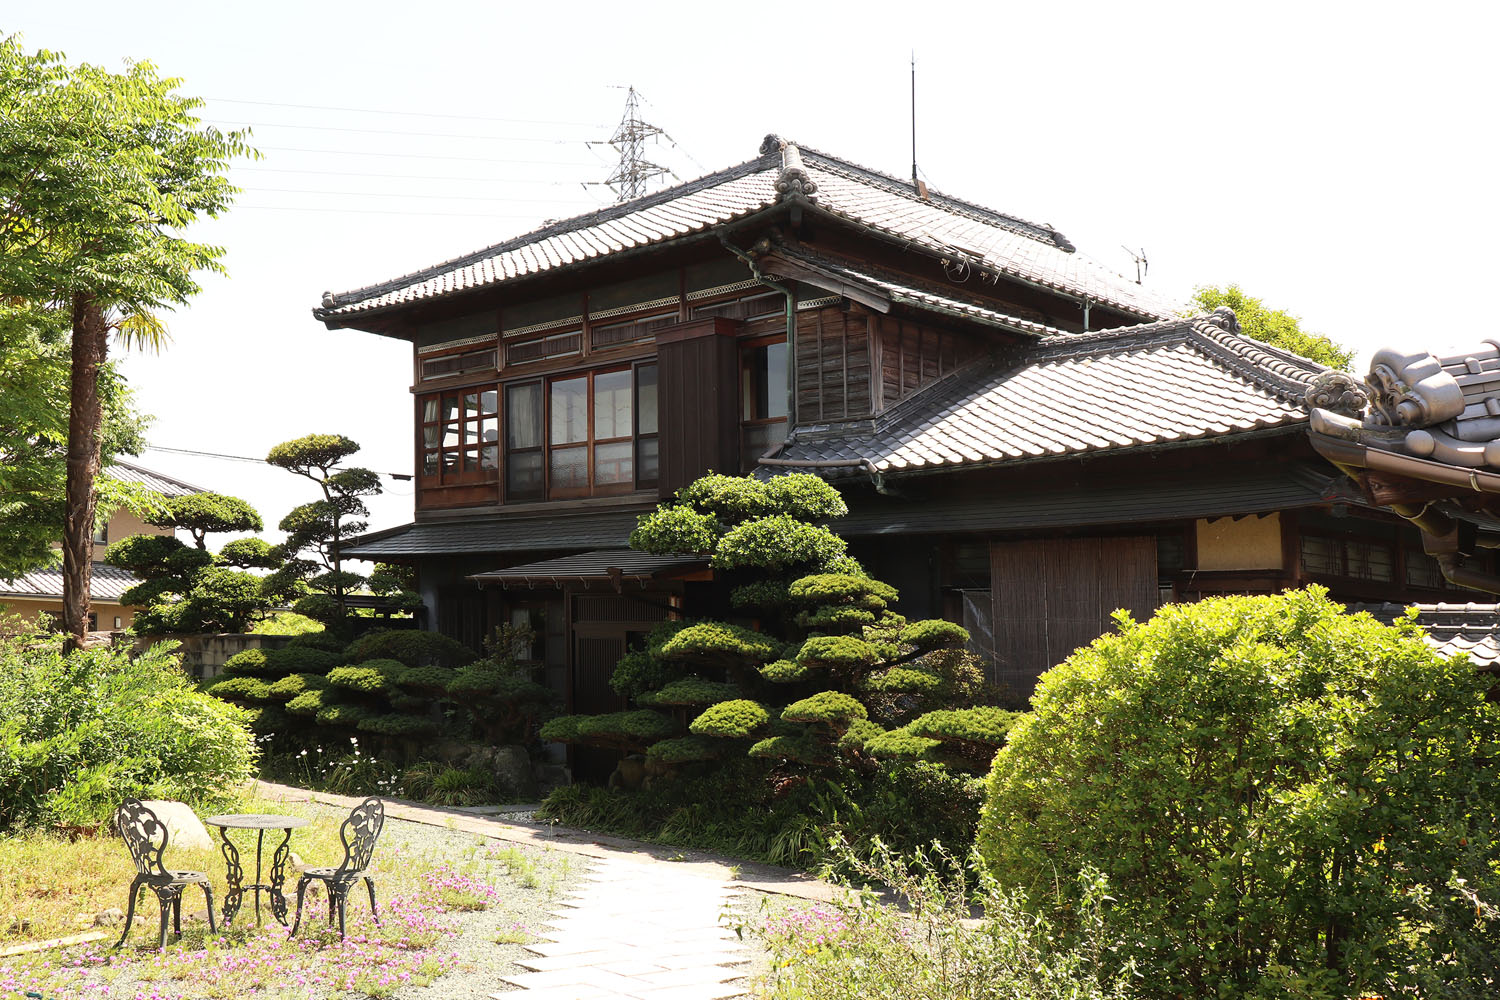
[420,388,498,484]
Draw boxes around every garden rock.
[483,743,537,797]
[138,800,214,851]
[92,908,125,927]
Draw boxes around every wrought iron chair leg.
[327,885,336,925]
[202,883,217,934]
[156,893,171,951]
[364,877,379,925]
[115,876,143,949]
[337,891,347,939]
[289,877,309,937]
[172,895,182,937]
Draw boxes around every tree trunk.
[61,293,109,652]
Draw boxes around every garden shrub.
[0,630,256,829]
[979,587,1500,999]
[266,672,329,702]
[344,629,476,668]
[688,699,771,737]
[221,648,271,676]
[205,675,271,702]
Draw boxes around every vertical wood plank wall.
[657,319,740,496]
[795,309,870,420]
[990,537,1159,697]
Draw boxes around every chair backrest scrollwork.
[336,797,385,876]
[114,798,170,877]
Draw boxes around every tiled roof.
[0,562,139,603]
[833,463,1345,536]
[107,460,204,498]
[341,509,646,559]
[764,246,1068,338]
[470,550,705,587]
[1350,602,1500,670]
[773,312,1327,476]
[315,136,1176,326]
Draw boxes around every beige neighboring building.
[0,461,203,632]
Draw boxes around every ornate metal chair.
[113,798,217,950]
[289,797,385,939]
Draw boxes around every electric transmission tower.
[605,87,673,202]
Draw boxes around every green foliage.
[444,626,555,744]
[689,699,772,738]
[758,658,810,683]
[149,492,262,546]
[345,629,477,669]
[628,505,721,554]
[266,434,361,475]
[265,672,328,702]
[730,580,790,611]
[864,726,943,761]
[1192,284,1352,370]
[979,588,1500,998]
[284,689,325,717]
[763,474,848,521]
[0,629,256,829]
[645,736,722,763]
[315,701,372,728]
[218,536,281,570]
[676,474,774,522]
[222,648,271,676]
[609,621,695,698]
[538,715,583,744]
[647,676,743,706]
[268,645,340,676]
[755,840,1134,1000]
[783,691,867,727]
[205,675,271,703]
[900,619,968,652]
[859,666,943,695]
[659,622,780,665]
[574,710,677,748]
[327,664,397,694]
[714,515,846,571]
[357,713,438,738]
[796,634,878,669]
[788,573,897,606]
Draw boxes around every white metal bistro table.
[204,813,310,927]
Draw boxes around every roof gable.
[776,310,1328,476]
[315,135,1178,327]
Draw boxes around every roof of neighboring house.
[1350,602,1500,670]
[315,135,1178,327]
[0,562,138,603]
[107,460,204,498]
[773,310,1327,477]
[470,550,706,588]
[341,508,647,559]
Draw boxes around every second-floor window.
[741,337,788,467]
[505,361,658,501]
[420,389,498,483]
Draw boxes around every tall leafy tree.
[0,35,253,649]
[1192,284,1353,370]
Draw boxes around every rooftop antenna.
[1122,245,1148,284]
[604,86,671,202]
[910,53,928,199]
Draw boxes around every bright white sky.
[10,1,1500,548]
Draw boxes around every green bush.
[284,689,326,717]
[979,588,1500,999]
[327,663,398,694]
[713,515,846,571]
[645,735,722,763]
[783,691,867,727]
[205,675,271,703]
[222,648,272,676]
[629,505,722,554]
[344,629,477,668]
[0,632,257,829]
[689,699,772,738]
[265,672,328,702]
[648,676,742,706]
[763,474,847,521]
[267,645,340,676]
[658,622,780,665]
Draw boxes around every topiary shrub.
[658,622,780,666]
[265,645,340,676]
[796,635,878,670]
[327,663,400,694]
[645,735,721,764]
[284,689,326,717]
[344,629,476,669]
[206,676,271,702]
[979,587,1500,999]
[221,648,272,676]
[648,676,742,706]
[713,514,846,571]
[315,702,373,728]
[688,699,772,738]
[266,672,329,702]
[783,691,867,728]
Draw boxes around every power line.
[235,204,570,219]
[234,165,591,185]
[241,186,595,204]
[146,444,412,481]
[204,96,606,128]
[207,119,592,143]
[256,144,598,165]
[603,87,674,202]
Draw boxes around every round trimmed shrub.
[713,515,846,572]
[265,646,340,676]
[284,689,326,717]
[266,672,329,702]
[649,676,742,706]
[344,629,477,668]
[315,702,372,728]
[206,675,271,702]
[659,622,779,665]
[795,635,877,669]
[979,588,1500,999]
[327,663,398,694]
[646,736,721,764]
[782,691,867,727]
[689,699,772,738]
[221,649,272,677]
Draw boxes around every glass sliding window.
[419,389,497,484]
[635,362,658,489]
[741,338,789,467]
[549,376,590,495]
[506,381,544,500]
[592,369,633,487]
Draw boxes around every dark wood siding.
[656,317,741,496]
[795,307,871,421]
[873,315,981,411]
[989,536,1158,699]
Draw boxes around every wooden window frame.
[418,386,499,488]
[739,334,789,470]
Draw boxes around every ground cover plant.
[980,587,1500,999]
[0,624,256,831]
[0,797,578,1000]
[743,838,1134,1000]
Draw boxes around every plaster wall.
[1195,513,1283,571]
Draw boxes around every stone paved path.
[490,855,748,1000]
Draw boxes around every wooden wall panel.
[990,536,1158,699]
[658,317,740,496]
[795,307,871,421]
[874,315,983,412]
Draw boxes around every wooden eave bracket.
[755,251,891,314]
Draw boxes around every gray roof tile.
[106,460,203,498]
[470,550,704,586]
[316,138,1175,326]
[1349,602,1500,670]
[0,562,140,602]
[341,509,646,559]
[775,314,1327,476]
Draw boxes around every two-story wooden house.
[317,134,1488,710]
